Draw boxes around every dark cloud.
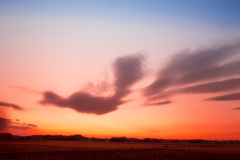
[6,125,32,130]
[0,117,37,131]
[0,101,24,110]
[160,41,240,77]
[27,124,37,128]
[179,78,240,94]
[113,54,145,97]
[205,92,240,101]
[175,60,240,85]
[0,117,7,131]
[40,91,122,115]
[143,41,240,105]
[232,107,240,110]
[146,101,172,106]
[40,54,145,115]
[148,78,240,102]
[12,122,21,125]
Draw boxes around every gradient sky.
[1,0,240,140]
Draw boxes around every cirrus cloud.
[143,40,240,105]
[205,92,240,101]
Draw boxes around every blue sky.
[1,0,240,28]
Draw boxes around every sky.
[1,0,240,140]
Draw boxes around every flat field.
[1,140,240,159]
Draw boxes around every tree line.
[0,133,13,140]
[1,133,239,144]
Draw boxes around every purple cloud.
[40,91,122,115]
[0,101,24,110]
[146,100,172,106]
[9,85,40,94]
[0,117,37,131]
[143,40,240,105]
[205,92,240,101]
[40,54,145,115]
[27,124,37,128]
[232,107,240,110]
[0,117,7,131]
[5,125,32,130]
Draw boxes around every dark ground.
[1,141,240,160]
[1,149,240,160]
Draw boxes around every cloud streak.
[179,78,240,94]
[9,85,40,94]
[0,117,7,131]
[0,117,37,131]
[143,40,240,105]
[0,101,24,110]
[0,101,25,130]
[40,54,145,115]
[5,125,32,130]
[149,78,240,102]
[146,100,172,106]
[205,92,240,101]
[232,107,240,110]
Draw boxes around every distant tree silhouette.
[110,136,128,142]
[40,135,84,141]
[91,137,105,141]
[189,139,203,143]
[142,138,159,142]
[142,138,150,142]
[0,133,13,140]
[172,140,180,143]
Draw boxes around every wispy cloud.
[0,101,24,110]
[27,124,37,128]
[145,100,172,106]
[40,54,145,115]
[232,107,240,110]
[0,117,37,131]
[0,101,25,131]
[5,125,32,130]
[179,78,240,94]
[143,40,240,105]
[0,117,7,131]
[205,92,240,101]
[9,86,40,94]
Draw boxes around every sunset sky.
[1,0,240,140]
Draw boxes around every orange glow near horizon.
[1,76,240,140]
[3,93,239,140]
